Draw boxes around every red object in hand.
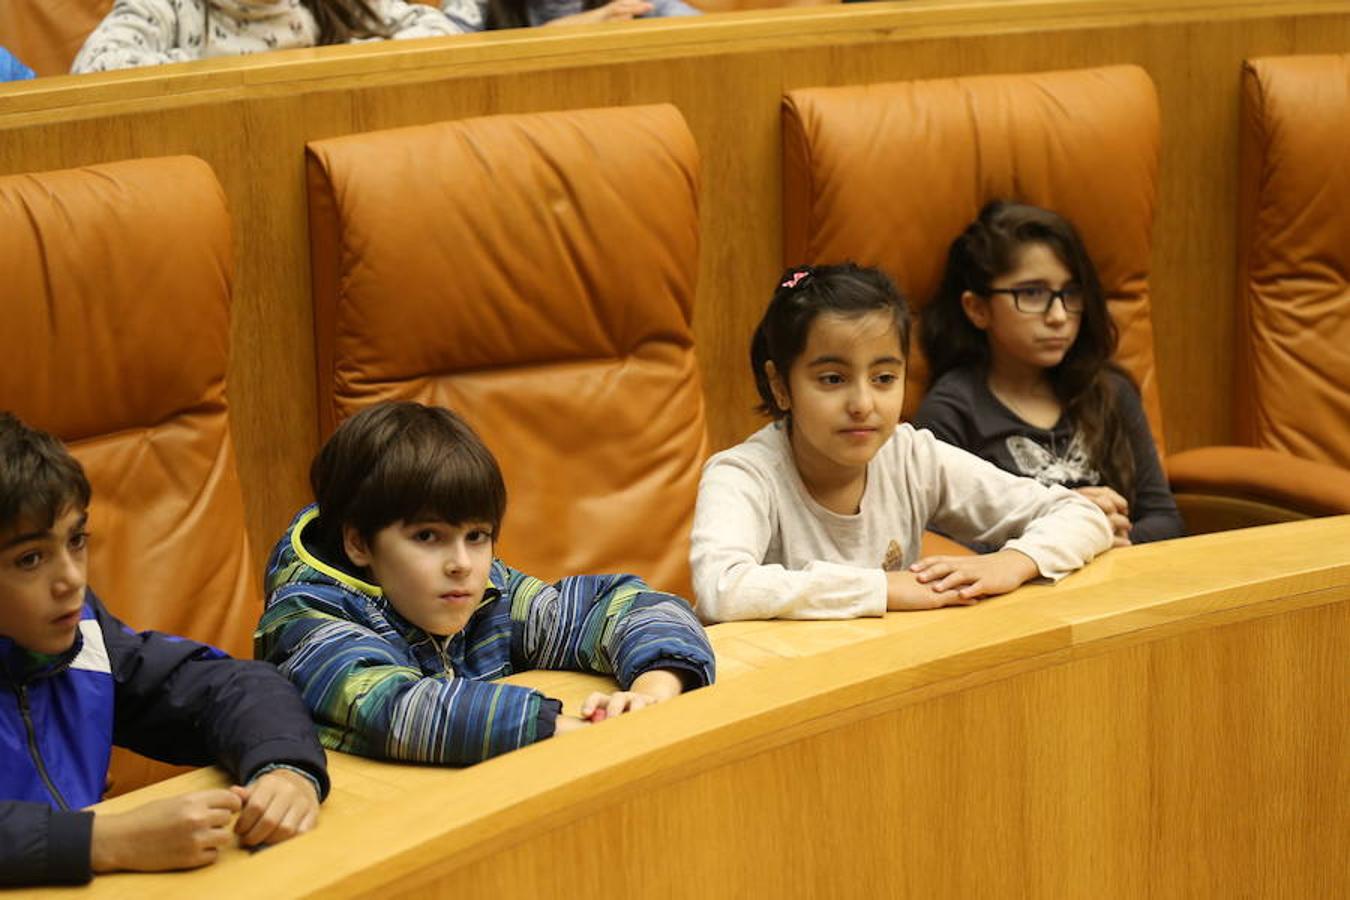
[588,708,608,723]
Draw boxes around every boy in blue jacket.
[0,413,330,886]
[256,401,715,763]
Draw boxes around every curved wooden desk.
[47,518,1350,897]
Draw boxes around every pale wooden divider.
[1,2,1348,561]
[45,516,1350,898]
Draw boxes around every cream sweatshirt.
[72,0,460,74]
[690,422,1113,623]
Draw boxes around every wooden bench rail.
[50,517,1350,898]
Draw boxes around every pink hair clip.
[781,270,810,289]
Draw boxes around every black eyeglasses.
[987,286,1085,315]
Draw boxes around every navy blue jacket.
[1,590,329,886]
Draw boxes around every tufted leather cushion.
[307,105,706,597]
[1237,54,1350,469]
[0,0,111,77]
[0,156,257,792]
[783,65,1165,454]
[0,156,257,653]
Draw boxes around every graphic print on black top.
[1005,432,1099,488]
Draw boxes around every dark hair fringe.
[309,402,507,556]
[921,200,1137,503]
[0,413,91,535]
[749,262,911,420]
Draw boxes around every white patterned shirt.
[73,0,460,73]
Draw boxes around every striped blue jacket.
[256,505,715,765]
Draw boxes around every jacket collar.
[0,597,87,685]
[286,505,504,670]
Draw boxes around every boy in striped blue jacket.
[255,401,715,764]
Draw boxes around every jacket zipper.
[434,636,455,676]
[16,684,71,811]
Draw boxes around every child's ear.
[960,290,991,330]
[765,361,791,412]
[343,525,373,567]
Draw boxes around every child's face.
[770,309,906,477]
[344,519,494,638]
[961,242,1082,373]
[0,506,89,655]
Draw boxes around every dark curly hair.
[0,413,91,536]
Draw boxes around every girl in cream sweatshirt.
[690,263,1113,623]
[73,0,459,73]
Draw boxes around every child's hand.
[886,570,976,610]
[230,768,320,848]
[908,549,1040,602]
[580,668,684,720]
[91,789,242,873]
[549,0,653,25]
[554,714,590,734]
[1075,486,1132,547]
[580,689,659,719]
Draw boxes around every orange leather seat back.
[782,65,1165,454]
[307,105,707,597]
[0,156,258,794]
[1237,54,1350,469]
[0,157,257,654]
[0,0,111,77]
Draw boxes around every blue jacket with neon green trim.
[255,505,715,765]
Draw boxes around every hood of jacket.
[263,505,506,673]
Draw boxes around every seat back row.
[1,55,1346,794]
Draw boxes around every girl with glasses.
[914,200,1183,548]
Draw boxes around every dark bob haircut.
[0,412,92,535]
[309,402,507,548]
[749,263,911,419]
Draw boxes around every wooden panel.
[50,516,1350,897]
[1,1,1349,568]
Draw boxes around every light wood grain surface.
[2,2,1348,564]
[31,517,1350,898]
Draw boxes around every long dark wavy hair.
[921,200,1137,502]
[750,263,910,420]
[207,1,392,45]
[484,0,603,29]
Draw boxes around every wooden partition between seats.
[1,1,1349,563]
[50,517,1350,898]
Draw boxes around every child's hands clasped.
[885,570,976,610]
[905,549,1040,604]
[89,771,319,874]
[90,789,242,873]
[230,767,321,848]
[1075,486,1132,547]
